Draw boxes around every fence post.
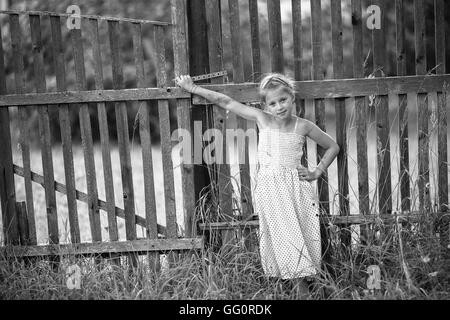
[186,0,213,233]
[0,23,19,246]
[172,0,196,239]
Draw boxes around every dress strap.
[294,117,299,132]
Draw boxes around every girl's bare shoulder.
[294,116,313,136]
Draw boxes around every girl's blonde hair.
[259,73,296,103]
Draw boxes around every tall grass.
[2,76,450,299]
[1,188,450,300]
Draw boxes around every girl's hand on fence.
[175,75,196,93]
[298,167,319,182]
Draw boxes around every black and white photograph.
[0,0,449,307]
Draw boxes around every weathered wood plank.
[267,0,284,73]
[0,21,18,246]
[414,0,431,214]
[248,0,261,81]
[292,0,307,167]
[133,22,160,269]
[351,0,370,238]
[154,26,177,240]
[50,16,80,244]
[0,10,171,26]
[193,73,450,100]
[395,0,411,213]
[108,20,137,242]
[86,18,118,242]
[435,0,447,212]
[291,0,303,86]
[70,26,102,243]
[172,0,196,238]
[228,0,245,84]
[16,201,28,245]
[30,14,59,245]
[310,0,329,215]
[1,238,204,258]
[9,14,34,245]
[2,75,450,106]
[228,0,253,219]
[0,87,190,106]
[198,212,431,230]
[331,0,350,246]
[12,164,167,235]
[134,23,158,240]
[372,0,392,215]
[186,0,213,218]
[205,0,233,223]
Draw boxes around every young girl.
[175,73,340,295]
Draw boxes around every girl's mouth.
[277,110,287,116]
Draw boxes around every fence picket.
[310,0,330,215]
[107,20,137,243]
[351,0,370,244]
[0,21,19,246]
[132,22,160,269]
[330,0,350,247]
[9,14,35,245]
[86,18,119,243]
[205,0,234,227]
[172,0,196,239]
[228,0,253,219]
[70,26,102,243]
[50,16,80,244]
[395,0,411,213]
[132,23,158,239]
[292,0,308,167]
[154,26,178,240]
[372,0,392,215]
[310,0,332,269]
[267,0,284,73]
[248,0,261,81]
[414,0,431,214]
[30,14,59,245]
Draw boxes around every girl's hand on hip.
[175,75,196,93]
[298,167,318,182]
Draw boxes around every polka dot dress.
[254,118,322,279]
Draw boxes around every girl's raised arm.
[175,75,266,125]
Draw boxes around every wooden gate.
[0,1,202,260]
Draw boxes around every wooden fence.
[188,0,450,250]
[0,0,202,259]
[0,0,450,260]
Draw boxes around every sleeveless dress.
[254,117,322,279]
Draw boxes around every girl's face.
[264,87,295,119]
